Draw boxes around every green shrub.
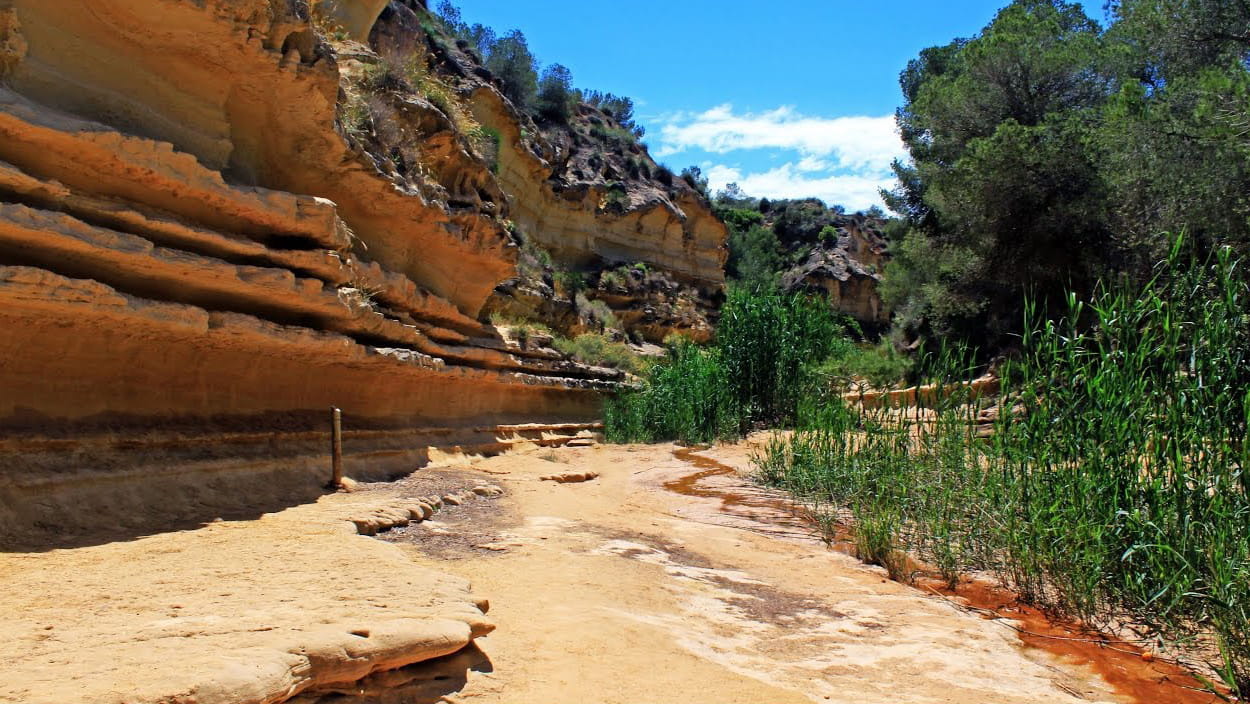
[553,270,587,295]
[727,224,783,292]
[604,341,739,444]
[590,122,638,146]
[603,183,630,212]
[598,268,627,290]
[552,333,645,375]
[818,340,913,389]
[654,164,675,187]
[535,63,575,124]
[604,288,848,443]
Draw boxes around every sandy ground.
[389,442,1133,704]
[2,440,1167,703]
[0,470,496,704]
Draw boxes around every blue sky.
[454,1,1017,211]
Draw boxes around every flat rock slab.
[539,471,599,483]
[388,442,1132,704]
[0,489,491,704]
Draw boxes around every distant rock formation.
[782,216,890,328]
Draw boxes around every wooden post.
[329,407,343,489]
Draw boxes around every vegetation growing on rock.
[714,188,890,328]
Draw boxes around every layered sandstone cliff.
[472,90,728,288]
[0,0,624,547]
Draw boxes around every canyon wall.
[0,0,620,545]
[473,90,727,289]
[374,11,728,342]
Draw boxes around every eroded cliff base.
[0,468,500,704]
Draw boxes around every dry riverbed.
[1,439,1214,703]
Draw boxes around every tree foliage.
[434,2,648,141]
[680,166,710,198]
[581,91,644,137]
[535,63,575,123]
[484,30,538,111]
[884,0,1250,350]
[1099,0,1250,263]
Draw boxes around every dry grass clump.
[308,0,350,41]
[357,52,496,159]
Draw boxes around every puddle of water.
[667,448,817,538]
[665,447,739,501]
[667,447,1226,704]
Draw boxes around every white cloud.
[795,156,831,173]
[654,104,905,172]
[653,104,906,210]
[706,163,894,213]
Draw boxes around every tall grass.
[604,341,739,444]
[758,240,1250,694]
[717,287,848,425]
[604,288,848,444]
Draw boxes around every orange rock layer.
[0,0,617,546]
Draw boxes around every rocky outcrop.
[585,265,719,343]
[472,90,728,288]
[0,0,619,549]
[483,263,718,344]
[783,249,887,327]
[371,7,728,340]
[776,209,890,328]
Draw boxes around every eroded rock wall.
[7,0,512,314]
[348,4,729,343]
[0,0,616,546]
[474,90,727,289]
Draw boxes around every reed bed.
[604,287,846,444]
[756,241,1249,694]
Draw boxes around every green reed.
[759,239,1249,694]
[605,287,846,444]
